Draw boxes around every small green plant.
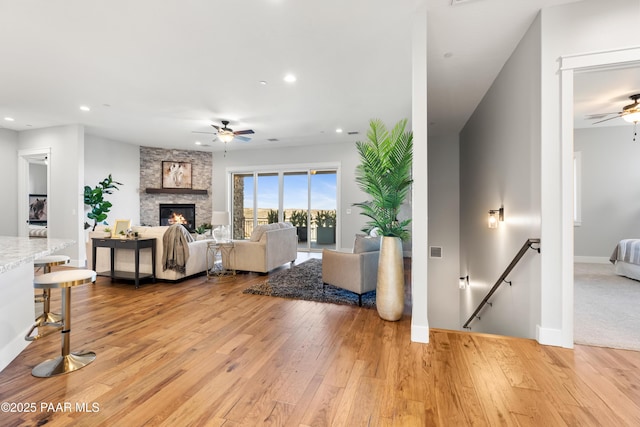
[313,210,336,227]
[84,174,123,231]
[289,210,308,227]
[104,227,111,233]
[267,209,279,224]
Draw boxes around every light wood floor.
[1,255,639,426]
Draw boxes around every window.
[230,167,338,251]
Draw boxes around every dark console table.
[92,237,156,289]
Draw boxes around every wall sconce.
[488,207,504,229]
[459,275,469,289]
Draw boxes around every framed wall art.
[28,194,47,224]
[162,161,192,189]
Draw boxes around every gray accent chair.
[321,235,380,306]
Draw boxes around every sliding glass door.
[231,167,338,252]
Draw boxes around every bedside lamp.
[211,211,230,242]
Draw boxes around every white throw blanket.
[162,224,193,273]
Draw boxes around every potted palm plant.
[354,118,413,321]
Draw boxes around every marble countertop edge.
[0,237,75,275]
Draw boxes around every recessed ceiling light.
[283,74,297,83]
[259,80,268,85]
[336,128,343,133]
[80,105,91,112]
[4,117,14,122]
[195,141,202,145]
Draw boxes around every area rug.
[574,262,640,351]
[243,258,376,308]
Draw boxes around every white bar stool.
[31,269,97,378]
[33,255,70,325]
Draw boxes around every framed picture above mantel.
[162,161,192,189]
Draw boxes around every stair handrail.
[463,238,541,329]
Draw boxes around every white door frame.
[18,147,51,237]
[560,46,640,348]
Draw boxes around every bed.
[28,225,47,238]
[609,239,640,281]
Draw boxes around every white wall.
[212,140,370,250]
[19,125,85,265]
[540,0,640,346]
[85,134,140,228]
[0,129,19,236]
[459,14,541,339]
[574,126,640,257]
[427,133,460,330]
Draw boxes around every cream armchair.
[321,235,380,306]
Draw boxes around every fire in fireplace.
[159,204,196,232]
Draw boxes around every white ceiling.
[3,0,626,154]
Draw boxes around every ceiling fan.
[590,94,640,125]
[193,120,255,143]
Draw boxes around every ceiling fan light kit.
[590,93,640,141]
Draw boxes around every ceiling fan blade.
[585,112,618,120]
[192,131,217,134]
[235,135,252,143]
[234,129,255,135]
[592,114,622,125]
[211,124,220,131]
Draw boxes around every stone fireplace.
[159,203,196,232]
[139,146,213,230]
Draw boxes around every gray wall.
[574,126,640,258]
[428,133,460,330]
[29,163,47,194]
[85,135,141,228]
[459,14,541,338]
[212,140,370,250]
[0,129,18,236]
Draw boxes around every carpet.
[574,262,640,351]
[243,258,376,308]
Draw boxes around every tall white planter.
[376,236,404,321]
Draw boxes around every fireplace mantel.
[145,188,208,195]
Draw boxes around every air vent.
[267,138,279,142]
[429,246,443,258]
[347,131,359,135]
[451,0,480,5]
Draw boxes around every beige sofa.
[87,225,210,282]
[222,222,298,273]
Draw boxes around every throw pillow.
[353,234,381,253]
[249,223,280,242]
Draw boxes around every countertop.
[0,237,75,274]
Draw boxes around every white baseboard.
[536,325,565,347]
[411,322,429,343]
[574,256,610,264]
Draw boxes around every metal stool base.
[34,311,63,325]
[31,351,96,378]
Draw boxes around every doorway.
[18,148,51,238]
[560,47,640,348]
